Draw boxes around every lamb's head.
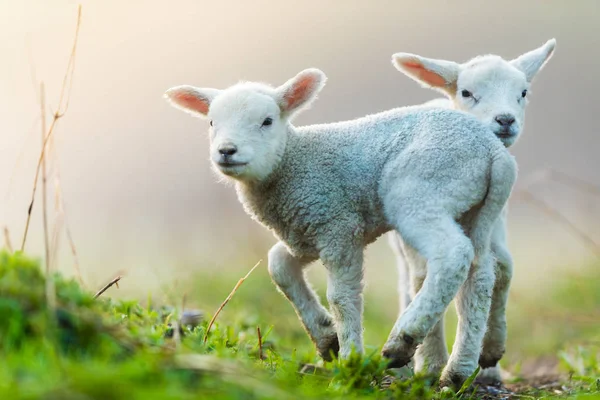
[392,39,556,147]
[165,69,326,182]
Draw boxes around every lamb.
[164,68,517,387]
[388,39,556,383]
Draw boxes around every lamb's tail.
[470,150,517,259]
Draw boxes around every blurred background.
[1,0,598,369]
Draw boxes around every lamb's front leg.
[268,242,339,360]
[440,252,496,388]
[323,247,365,358]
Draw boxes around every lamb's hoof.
[381,348,413,369]
[439,371,467,390]
[382,333,417,369]
[475,366,503,387]
[479,351,504,369]
[316,334,339,362]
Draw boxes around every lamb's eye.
[262,117,273,127]
[521,90,528,98]
[209,120,213,127]
[461,90,472,98]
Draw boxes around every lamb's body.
[165,69,517,387]
[389,102,513,381]
[237,107,514,386]
[389,39,556,383]
[238,107,498,259]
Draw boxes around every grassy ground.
[1,251,598,399]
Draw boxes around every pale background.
[0,0,598,302]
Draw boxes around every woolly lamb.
[164,68,516,387]
[388,39,556,383]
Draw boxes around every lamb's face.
[207,86,287,181]
[392,39,555,149]
[165,68,326,184]
[453,57,528,148]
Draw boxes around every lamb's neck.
[233,127,295,223]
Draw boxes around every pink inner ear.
[403,61,446,87]
[174,92,210,114]
[284,75,314,110]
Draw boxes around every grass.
[0,251,599,399]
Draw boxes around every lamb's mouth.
[217,161,248,168]
[494,130,515,139]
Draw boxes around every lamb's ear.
[510,39,556,82]
[392,53,460,95]
[164,86,221,118]
[276,68,327,117]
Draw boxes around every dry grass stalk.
[40,83,51,274]
[172,293,188,348]
[203,259,262,343]
[518,167,600,197]
[94,275,122,299]
[20,5,82,252]
[3,227,13,253]
[39,83,57,313]
[49,200,64,271]
[257,326,264,360]
[514,189,600,259]
[172,319,181,348]
[64,216,83,285]
[545,168,600,197]
[49,143,84,286]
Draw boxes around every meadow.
[1,250,598,399]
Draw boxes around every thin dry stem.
[547,168,600,197]
[172,293,187,348]
[257,326,264,360]
[172,320,182,348]
[49,205,64,271]
[20,5,82,252]
[39,82,56,314]
[40,83,50,274]
[94,275,122,299]
[3,226,14,253]
[64,217,83,285]
[203,260,262,343]
[519,167,600,197]
[514,189,600,259]
[50,141,84,286]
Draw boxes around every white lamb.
[164,68,516,387]
[388,39,556,383]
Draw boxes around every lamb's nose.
[495,114,515,127]
[219,145,237,156]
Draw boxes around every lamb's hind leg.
[382,216,474,368]
[440,251,495,387]
[477,241,513,384]
[404,243,449,376]
[390,233,450,375]
[268,242,339,360]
